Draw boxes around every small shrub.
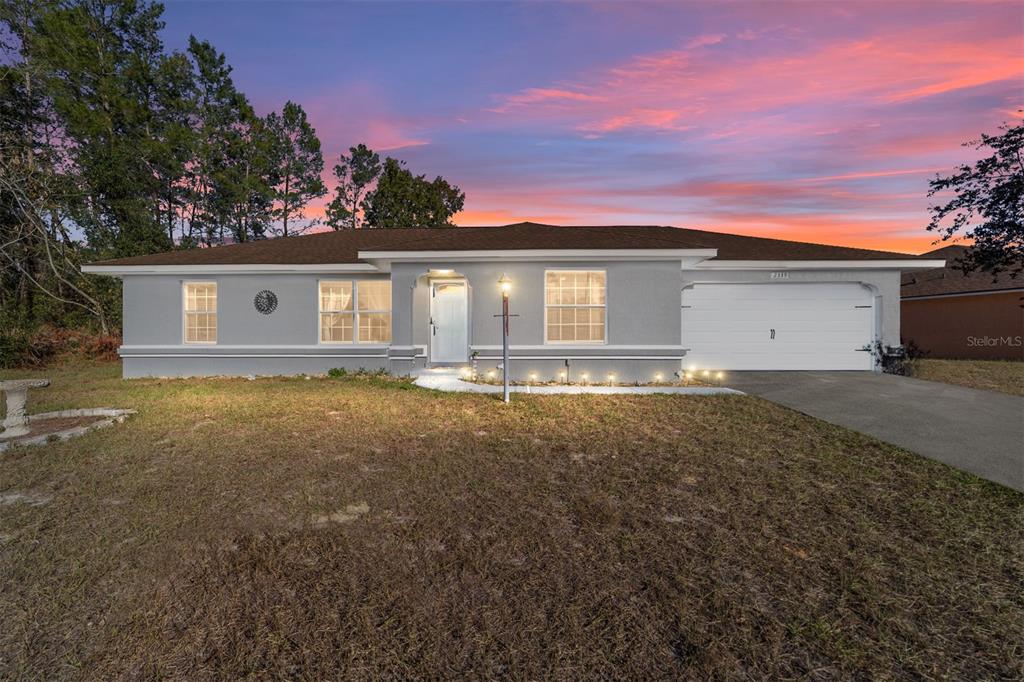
[871,339,927,376]
[0,325,122,368]
[0,329,32,369]
[327,367,348,378]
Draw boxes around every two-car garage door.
[681,283,875,370]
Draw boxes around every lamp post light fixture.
[498,273,512,403]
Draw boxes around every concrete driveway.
[727,371,1023,492]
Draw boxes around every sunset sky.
[160,1,1022,254]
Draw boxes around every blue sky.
[160,1,1022,252]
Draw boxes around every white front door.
[430,280,469,363]
[681,283,874,370]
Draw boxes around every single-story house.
[82,223,944,380]
[901,245,1023,360]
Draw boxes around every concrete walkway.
[413,368,743,396]
[726,371,1024,492]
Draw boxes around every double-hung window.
[545,270,606,343]
[183,282,217,344]
[319,280,391,343]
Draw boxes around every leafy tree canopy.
[363,157,465,228]
[928,119,1023,277]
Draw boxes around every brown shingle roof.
[901,245,1024,297]
[88,222,921,267]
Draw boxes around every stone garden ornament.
[0,379,51,439]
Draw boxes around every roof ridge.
[357,223,712,253]
[668,225,917,258]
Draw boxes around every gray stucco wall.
[390,260,685,349]
[120,273,392,377]
[115,263,903,379]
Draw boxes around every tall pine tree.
[325,143,381,230]
[265,101,326,236]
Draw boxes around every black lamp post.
[498,273,512,403]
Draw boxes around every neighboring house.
[901,245,1024,360]
[82,223,943,380]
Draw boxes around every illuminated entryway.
[429,279,469,363]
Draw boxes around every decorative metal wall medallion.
[254,290,278,315]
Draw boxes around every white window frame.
[544,269,607,345]
[182,281,217,345]
[318,279,392,345]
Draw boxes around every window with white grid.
[545,270,606,343]
[183,282,217,344]
[320,280,392,344]
[357,280,392,343]
[320,281,354,343]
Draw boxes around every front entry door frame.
[429,278,469,364]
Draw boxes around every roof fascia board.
[82,263,381,276]
[902,287,1024,300]
[694,259,947,270]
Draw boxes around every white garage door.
[681,283,874,370]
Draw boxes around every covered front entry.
[429,280,469,363]
[681,282,875,370]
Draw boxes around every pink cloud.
[486,25,1021,138]
[685,33,727,49]
[488,87,605,113]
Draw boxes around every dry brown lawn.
[910,358,1024,396]
[1,360,1021,680]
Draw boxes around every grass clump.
[0,360,1020,679]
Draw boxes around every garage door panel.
[688,286,868,302]
[684,311,870,326]
[681,283,874,370]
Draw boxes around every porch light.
[431,269,454,276]
[498,273,512,403]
